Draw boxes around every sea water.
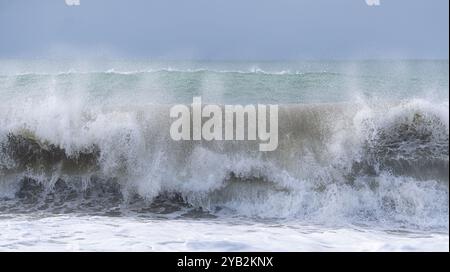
[0,60,448,251]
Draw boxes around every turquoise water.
[0,60,448,105]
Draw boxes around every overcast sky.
[0,0,448,60]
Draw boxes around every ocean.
[0,60,448,251]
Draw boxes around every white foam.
[0,215,447,251]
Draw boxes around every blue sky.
[0,0,448,59]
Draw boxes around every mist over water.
[0,60,448,251]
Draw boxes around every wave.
[0,96,448,229]
[0,69,338,77]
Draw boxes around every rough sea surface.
[0,60,448,251]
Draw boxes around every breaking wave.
[0,94,448,230]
